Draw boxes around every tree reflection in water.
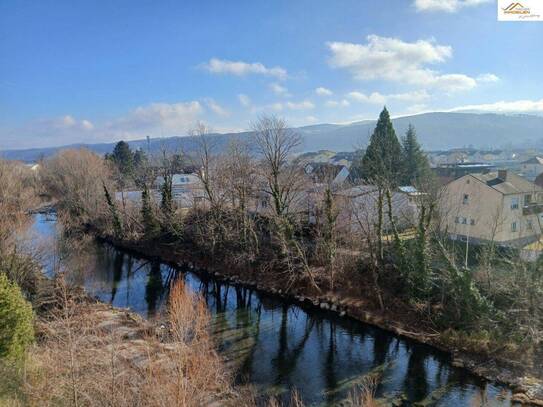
[31,210,511,407]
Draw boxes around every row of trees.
[351,109,431,187]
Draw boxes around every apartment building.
[440,170,543,247]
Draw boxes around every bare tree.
[192,122,227,210]
[252,115,303,219]
[223,138,259,252]
[252,115,319,290]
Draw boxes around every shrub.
[0,274,34,361]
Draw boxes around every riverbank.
[98,234,543,406]
[19,286,249,406]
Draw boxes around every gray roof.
[521,156,543,165]
[470,172,542,195]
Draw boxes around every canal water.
[29,213,514,406]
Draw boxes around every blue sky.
[1,0,542,149]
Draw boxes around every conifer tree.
[361,107,403,187]
[401,124,431,185]
[141,184,159,238]
[359,107,403,263]
[141,184,160,239]
[110,141,134,178]
[160,173,174,221]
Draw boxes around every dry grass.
[346,376,380,406]
[17,280,244,407]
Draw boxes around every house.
[519,157,543,181]
[154,173,205,208]
[337,185,421,233]
[440,170,543,247]
[304,163,350,186]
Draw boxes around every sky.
[1,0,542,149]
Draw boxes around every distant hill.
[2,112,543,162]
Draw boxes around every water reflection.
[30,214,514,406]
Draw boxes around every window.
[525,194,532,205]
[470,219,476,226]
[461,217,467,224]
[527,220,533,231]
[466,179,470,184]
[455,217,460,224]
[511,197,519,210]
[462,194,469,205]
[511,222,517,232]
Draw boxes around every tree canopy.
[360,107,403,187]
[401,124,431,186]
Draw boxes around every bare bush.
[40,149,113,229]
[0,159,38,253]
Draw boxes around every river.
[29,213,515,406]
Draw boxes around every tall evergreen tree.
[160,173,174,221]
[141,184,159,238]
[110,141,134,178]
[133,148,147,169]
[401,124,431,186]
[361,107,403,187]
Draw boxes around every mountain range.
[2,112,543,162]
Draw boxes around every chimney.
[498,169,508,181]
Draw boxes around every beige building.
[520,157,543,181]
[440,170,543,247]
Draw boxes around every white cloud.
[477,73,500,83]
[347,91,387,105]
[270,103,284,111]
[327,35,480,92]
[346,90,430,105]
[238,94,251,107]
[204,98,230,117]
[60,115,76,127]
[315,87,333,96]
[202,58,287,80]
[404,104,429,115]
[269,82,290,96]
[304,115,319,124]
[285,100,315,110]
[325,99,350,108]
[389,90,430,102]
[414,0,491,13]
[81,119,94,130]
[52,115,94,130]
[448,99,543,114]
[251,102,284,113]
[107,101,203,136]
[2,115,95,149]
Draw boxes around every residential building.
[338,185,421,233]
[519,156,543,181]
[440,170,543,247]
[304,163,350,185]
[154,173,205,207]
